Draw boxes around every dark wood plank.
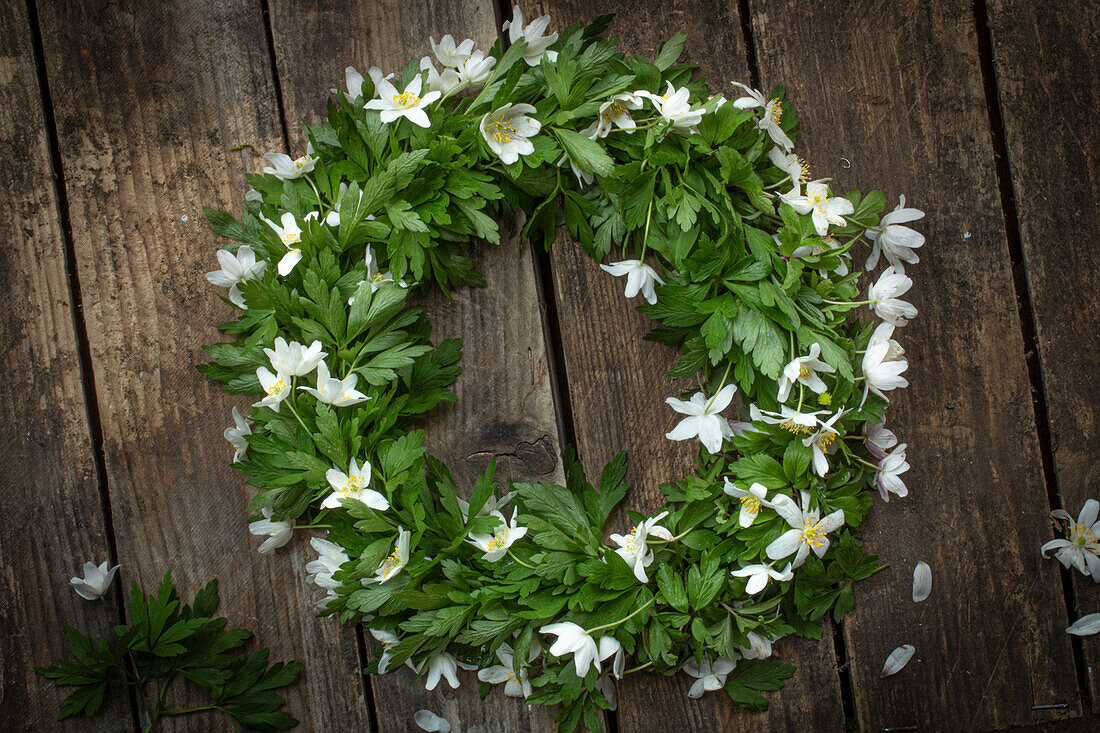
[33,0,370,728]
[267,1,564,729]
[747,0,1082,728]
[986,0,1100,703]
[0,2,131,729]
[529,1,847,731]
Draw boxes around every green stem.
[284,394,312,436]
[624,660,653,675]
[160,705,222,716]
[855,457,881,470]
[822,298,874,306]
[704,361,733,412]
[508,550,536,569]
[304,176,325,211]
[585,597,657,635]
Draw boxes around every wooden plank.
[33,1,370,729]
[528,2,847,731]
[0,2,131,729]
[746,0,1082,728]
[266,1,564,730]
[986,0,1100,703]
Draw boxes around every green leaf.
[555,128,615,177]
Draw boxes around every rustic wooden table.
[3,0,1098,730]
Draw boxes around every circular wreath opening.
[202,7,923,729]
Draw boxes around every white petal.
[880,644,915,677]
[413,710,452,733]
[1067,614,1100,636]
[912,561,932,602]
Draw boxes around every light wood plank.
[747,0,1081,728]
[0,1,131,728]
[266,1,564,729]
[34,0,369,728]
[987,0,1100,704]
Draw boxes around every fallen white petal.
[912,561,932,602]
[880,644,915,677]
[1067,614,1100,636]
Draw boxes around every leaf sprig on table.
[200,6,922,731]
[36,572,301,732]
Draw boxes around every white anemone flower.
[730,82,793,150]
[503,6,559,66]
[665,384,739,454]
[749,403,827,436]
[70,561,120,601]
[781,180,855,237]
[481,103,541,165]
[248,506,294,554]
[868,266,918,327]
[253,367,290,413]
[456,50,496,87]
[1042,500,1100,579]
[768,147,810,191]
[739,632,774,660]
[865,195,925,271]
[430,35,475,67]
[467,508,528,562]
[802,409,847,477]
[766,490,845,568]
[869,321,905,361]
[599,636,624,679]
[224,406,251,462]
[637,82,704,133]
[861,338,909,405]
[777,342,836,402]
[420,57,461,96]
[876,443,910,501]
[417,651,463,690]
[298,361,370,407]
[264,337,327,378]
[590,93,643,138]
[262,211,319,276]
[306,537,349,608]
[365,75,440,128]
[370,627,406,674]
[684,656,738,698]
[731,562,793,594]
[206,245,266,308]
[478,644,534,698]
[366,527,411,584]
[540,622,598,676]
[322,457,389,511]
[599,259,665,304]
[722,480,770,528]
[342,65,385,100]
[863,421,898,460]
[608,511,674,583]
[262,148,316,180]
[457,490,517,522]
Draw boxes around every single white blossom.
[868,266,918,327]
[349,246,410,304]
[224,406,251,462]
[609,511,674,583]
[863,421,898,460]
[599,259,665,304]
[457,490,517,522]
[370,627,405,674]
[722,481,770,528]
[253,367,290,412]
[637,82,704,133]
[731,562,793,594]
[468,508,528,562]
[478,644,533,697]
[70,561,119,601]
[802,409,847,477]
[1042,500,1100,580]
[730,82,792,150]
[749,403,827,436]
[206,245,266,308]
[589,93,643,138]
[417,651,462,690]
[869,321,906,361]
[503,6,559,66]
[766,490,845,568]
[865,195,925,271]
[420,56,461,96]
[665,384,739,454]
[299,361,370,407]
[365,75,440,128]
[413,710,451,733]
[768,147,809,190]
[777,342,836,402]
[781,180,855,237]
[456,50,496,87]
[366,527,410,584]
[262,148,316,180]
[861,335,909,406]
[264,337,327,378]
[875,443,910,501]
[249,506,294,554]
[306,537,349,608]
[262,211,318,276]
[323,457,389,511]
[430,35,475,67]
[481,103,541,165]
[540,622,618,677]
[683,655,737,698]
[739,632,774,660]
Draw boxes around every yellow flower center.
[623,526,640,553]
[767,98,783,125]
[802,521,827,549]
[815,431,837,450]
[339,474,364,498]
[740,495,761,514]
[601,100,627,122]
[283,231,301,245]
[381,546,403,573]
[1071,523,1100,552]
[799,364,812,379]
[487,525,509,551]
[293,155,312,170]
[780,419,813,435]
[393,90,420,109]
[370,270,388,283]
[266,376,287,396]
[487,115,518,143]
[797,156,811,182]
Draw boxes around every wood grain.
[747,0,1082,728]
[986,0,1100,702]
[33,0,369,729]
[0,1,131,729]
[527,2,847,731]
[267,1,564,729]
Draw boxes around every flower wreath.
[202,7,923,730]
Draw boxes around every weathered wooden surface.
[0,1,131,729]
[986,0,1100,701]
[267,1,564,729]
[32,0,368,729]
[749,0,1080,728]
